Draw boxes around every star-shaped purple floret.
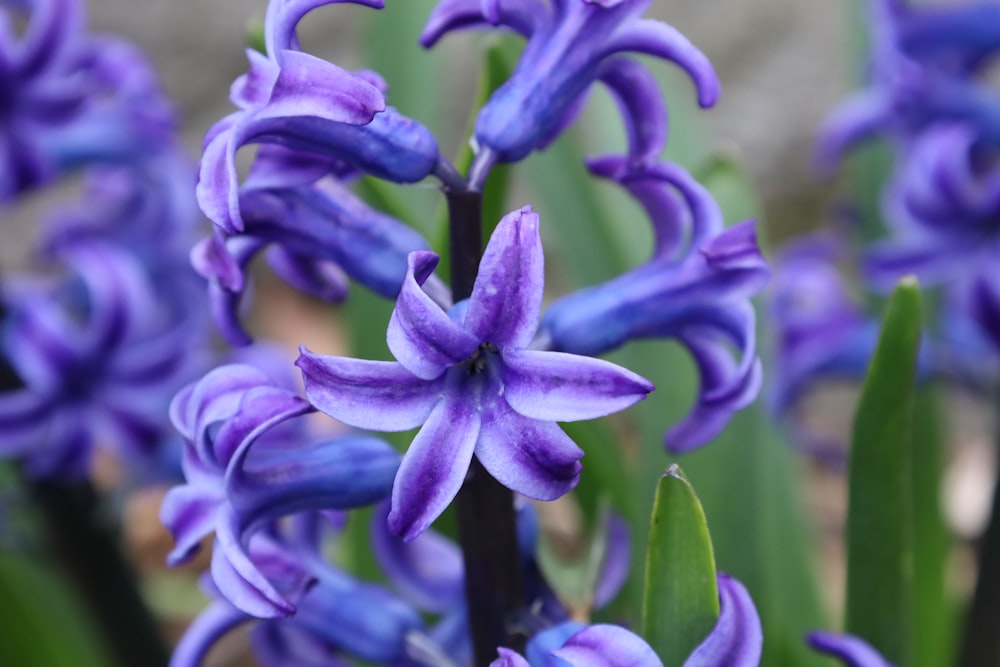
[297,206,654,540]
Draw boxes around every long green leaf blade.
[845,277,922,664]
[642,464,719,667]
[0,553,111,667]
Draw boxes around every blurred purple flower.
[538,157,768,452]
[807,632,896,667]
[422,0,718,185]
[197,0,447,236]
[816,0,1000,168]
[0,242,203,478]
[493,573,762,667]
[160,359,399,617]
[297,206,653,540]
[0,0,175,199]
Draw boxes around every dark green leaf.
[642,465,719,667]
[845,277,922,664]
[0,552,111,667]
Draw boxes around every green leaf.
[642,464,719,667]
[910,386,952,667]
[0,552,111,667]
[845,277,922,665]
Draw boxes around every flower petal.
[553,624,662,667]
[389,393,481,541]
[475,396,582,501]
[601,19,719,108]
[464,206,544,349]
[806,632,896,667]
[169,601,250,667]
[387,251,479,380]
[491,647,532,667]
[297,349,440,431]
[503,349,653,422]
[160,484,222,566]
[598,58,667,165]
[683,573,763,667]
[371,500,464,613]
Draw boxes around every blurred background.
[7,1,993,666]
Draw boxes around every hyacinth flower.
[297,206,654,540]
[197,0,456,237]
[420,0,719,184]
[807,632,896,667]
[41,148,200,266]
[816,0,1000,168]
[0,242,203,478]
[191,145,439,346]
[492,573,762,667]
[864,124,1000,354]
[0,0,176,200]
[537,157,769,452]
[170,513,432,667]
[161,359,401,617]
[767,234,880,454]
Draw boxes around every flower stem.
[957,403,1000,667]
[446,186,526,666]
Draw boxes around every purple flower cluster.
[769,0,1000,452]
[152,0,776,664]
[815,0,1000,354]
[0,0,209,480]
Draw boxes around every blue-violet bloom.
[161,360,399,617]
[538,157,768,452]
[297,206,654,540]
[198,0,445,235]
[421,0,719,184]
[493,572,762,667]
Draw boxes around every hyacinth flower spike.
[198,0,449,235]
[492,573,763,667]
[298,206,654,540]
[421,0,718,184]
[538,158,769,452]
[807,632,896,667]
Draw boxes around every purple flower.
[867,125,1000,288]
[537,157,768,452]
[0,0,175,199]
[0,242,202,478]
[493,573,762,667]
[816,0,1000,167]
[197,0,447,236]
[297,206,653,540]
[807,632,896,667]
[421,0,719,184]
[767,234,878,450]
[160,360,400,617]
[191,145,436,346]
